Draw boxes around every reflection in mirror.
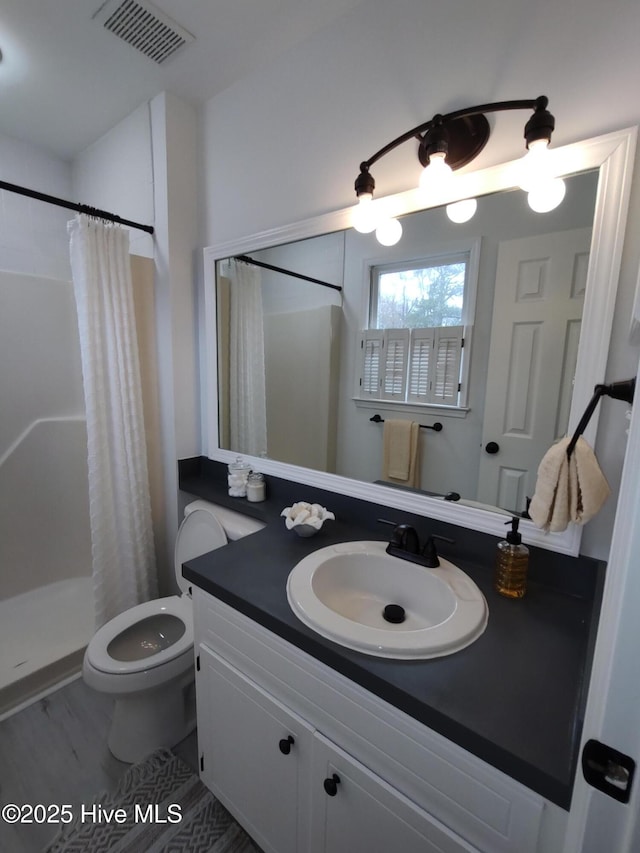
[217,231,345,468]
[205,128,636,555]
[216,171,598,516]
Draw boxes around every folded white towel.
[382,419,421,488]
[384,419,412,479]
[529,436,611,532]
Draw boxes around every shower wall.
[0,133,88,593]
[0,133,94,713]
[0,271,91,599]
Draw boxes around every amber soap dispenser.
[494,517,529,599]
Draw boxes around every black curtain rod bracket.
[0,179,154,235]
[370,414,443,432]
[234,254,342,292]
[567,377,635,458]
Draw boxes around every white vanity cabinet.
[198,643,477,853]
[194,588,566,853]
[309,732,479,853]
[197,645,313,853]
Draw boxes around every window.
[370,255,466,330]
[357,252,474,407]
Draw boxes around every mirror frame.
[203,127,637,555]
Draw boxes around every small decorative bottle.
[246,471,266,502]
[227,457,251,497]
[494,517,529,599]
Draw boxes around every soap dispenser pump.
[494,517,529,599]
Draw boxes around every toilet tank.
[184,499,265,541]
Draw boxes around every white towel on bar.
[528,436,611,532]
[382,419,421,487]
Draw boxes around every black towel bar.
[370,414,443,432]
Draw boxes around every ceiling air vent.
[93,0,194,64]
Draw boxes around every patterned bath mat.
[44,748,262,853]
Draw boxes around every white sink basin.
[286,540,488,659]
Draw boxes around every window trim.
[357,240,480,410]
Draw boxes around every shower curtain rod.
[0,179,155,235]
[234,254,342,292]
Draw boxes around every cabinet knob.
[279,735,295,755]
[323,773,341,796]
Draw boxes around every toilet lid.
[174,508,227,592]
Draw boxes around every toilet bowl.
[83,499,264,763]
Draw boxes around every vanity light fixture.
[353,96,564,245]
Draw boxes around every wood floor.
[0,676,198,853]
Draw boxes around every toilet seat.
[86,503,228,676]
[86,595,193,675]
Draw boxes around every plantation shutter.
[381,329,410,400]
[407,328,435,403]
[358,330,384,397]
[358,327,461,404]
[432,326,463,404]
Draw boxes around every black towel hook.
[566,377,635,458]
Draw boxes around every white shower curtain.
[69,215,157,628]
[229,259,268,457]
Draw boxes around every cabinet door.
[197,644,314,853]
[310,732,479,853]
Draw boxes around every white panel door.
[196,644,314,853]
[477,228,591,512]
[310,732,479,853]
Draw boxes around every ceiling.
[0,0,364,161]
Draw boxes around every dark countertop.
[183,484,602,809]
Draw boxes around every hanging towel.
[528,436,611,532]
[382,419,421,488]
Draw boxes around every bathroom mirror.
[203,128,636,554]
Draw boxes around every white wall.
[201,0,640,559]
[72,103,154,259]
[202,0,640,244]
[0,133,72,279]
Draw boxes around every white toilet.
[83,499,264,763]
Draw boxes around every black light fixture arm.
[355,96,552,196]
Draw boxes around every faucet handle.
[377,518,407,545]
[422,534,455,568]
[378,519,420,555]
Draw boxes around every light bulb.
[376,217,402,246]
[518,138,554,193]
[446,198,477,223]
[352,193,377,233]
[527,177,566,212]
[418,152,453,196]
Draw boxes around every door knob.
[485,441,500,454]
[323,773,341,796]
[279,735,295,755]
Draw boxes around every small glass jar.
[246,471,266,502]
[227,457,251,497]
